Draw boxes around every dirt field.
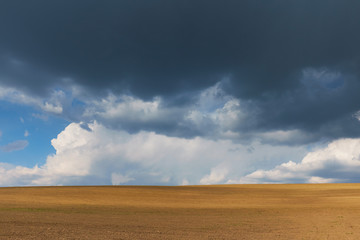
[0,184,360,239]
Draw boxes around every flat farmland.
[1,184,360,239]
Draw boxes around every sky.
[1,0,360,186]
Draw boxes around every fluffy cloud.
[235,138,360,183]
[2,79,360,145]
[82,93,185,134]
[0,85,64,114]
[200,165,229,185]
[185,82,253,139]
[0,163,41,186]
[79,81,253,140]
[2,119,359,186]
[0,81,264,141]
[0,122,307,186]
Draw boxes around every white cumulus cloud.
[0,122,307,186]
[200,165,229,185]
[0,85,64,114]
[235,138,360,184]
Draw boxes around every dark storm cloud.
[1,0,360,140]
[252,71,360,137]
[1,0,359,96]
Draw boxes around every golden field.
[1,184,360,239]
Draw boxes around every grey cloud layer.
[0,140,28,152]
[1,1,360,141]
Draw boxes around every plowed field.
[1,184,360,239]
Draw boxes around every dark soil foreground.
[1,184,360,239]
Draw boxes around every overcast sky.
[1,1,360,186]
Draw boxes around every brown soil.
[1,184,360,239]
